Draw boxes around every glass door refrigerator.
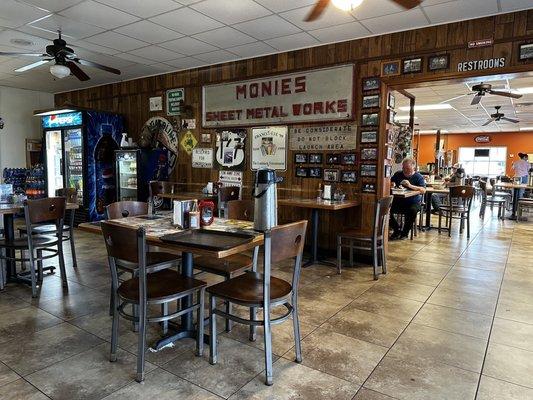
[42,110,123,221]
[115,149,138,201]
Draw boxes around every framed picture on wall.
[362,77,380,91]
[324,169,339,182]
[381,60,401,77]
[361,148,378,160]
[362,94,380,109]
[362,182,376,193]
[388,93,396,109]
[309,167,323,178]
[362,113,379,126]
[361,164,377,177]
[341,153,356,165]
[326,153,341,164]
[519,43,533,61]
[361,130,378,143]
[402,57,423,74]
[309,153,323,164]
[295,167,308,178]
[387,109,395,124]
[294,153,308,164]
[386,145,394,160]
[384,164,392,177]
[341,170,357,183]
[428,54,449,71]
[387,128,395,143]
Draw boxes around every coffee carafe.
[252,169,283,231]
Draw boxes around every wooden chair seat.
[207,271,292,306]
[338,229,383,241]
[438,205,469,213]
[118,269,206,302]
[117,251,181,272]
[194,254,252,276]
[0,235,58,249]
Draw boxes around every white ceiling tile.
[265,32,319,51]
[424,0,499,25]
[128,46,179,62]
[159,36,216,55]
[114,52,152,65]
[310,21,369,43]
[59,0,140,29]
[234,15,301,40]
[193,27,256,48]
[362,8,429,35]
[164,57,203,69]
[0,30,50,52]
[73,40,120,55]
[29,14,104,39]
[191,0,272,24]
[95,0,182,18]
[0,0,50,28]
[499,0,533,12]
[254,0,315,12]
[22,0,84,12]
[114,21,183,44]
[351,0,405,21]
[228,41,277,58]
[149,7,223,35]
[85,31,147,51]
[194,50,238,64]
[280,4,356,30]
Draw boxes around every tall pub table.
[79,214,263,350]
[278,198,360,267]
[493,182,533,220]
[1,202,79,282]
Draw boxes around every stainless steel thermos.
[252,169,282,231]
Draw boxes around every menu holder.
[160,229,255,251]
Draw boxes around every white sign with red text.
[202,64,354,127]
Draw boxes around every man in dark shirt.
[390,158,426,240]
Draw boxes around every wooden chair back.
[149,181,178,197]
[106,201,148,220]
[101,221,141,264]
[226,200,254,221]
[56,188,78,204]
[270,220,308,264]
[448,185,475,211]
[374,196,393,241]
[217,186,240,217]
[25,197,66,225]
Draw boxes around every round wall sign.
[474,135,491,143]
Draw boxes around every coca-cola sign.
[474,135,491,143]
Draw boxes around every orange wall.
[415,131,533,176]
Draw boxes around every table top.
[278,198,360,210]
[494,182,533,189]
[78,213,263,258]
[158,192,217,201]
[391,189,420,198]
[425,187,449,194]
[0,202,79,215]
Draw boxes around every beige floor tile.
[476,375,533,400]
[349,291,423,322]
[483,343,533,388]
[367,280,435,302]
[229,358,359,400]
[353,387,397,399]
[495,298,533,324]
[0,292,30,314]
[0,379,48,400]
[490,318,533,352]
[0,362,20,388]
[0,306,62,345]
[428,286,498,315]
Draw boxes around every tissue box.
[0,184,13,203]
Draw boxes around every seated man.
[390,158,426,240]
[431,164,465,212]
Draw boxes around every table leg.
[424,192,432,229]
[509,188,520,220]
[3,214,15,279]
[303,208,336,268]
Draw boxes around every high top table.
[494,182,533,220]
[278,198,360,267]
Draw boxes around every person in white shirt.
[512,153,530,198]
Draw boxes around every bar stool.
[101,222,206,383]
[207,220,308,386]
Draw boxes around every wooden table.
[423,187,449,228]
[391,190,420,199]
[158,192,217,201]
[494,182,533,220]
[1,202,79,281]
[278,198,360,267]
[79,214,263,350]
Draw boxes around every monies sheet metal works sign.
[202,65,354,127]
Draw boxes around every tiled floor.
[1,211,533,399]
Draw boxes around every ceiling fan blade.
[14,59,52,72]
[471,94,482,105]
[489,89,522,99]
[501,117,519,123]
[482,117,496,126]
[74,58,121,75]
[0,52,48,57]
[390,0,422,9]
[66,61,90,81]
[304,0,330,21]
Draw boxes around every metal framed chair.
[217,186,240,218]
[337,196,393,279]
[479,180,506,219]
[101,222,206,383]
[148,181,179,211]
[0,197,67,297]
[438,186,475,238]
[207,220,308,386]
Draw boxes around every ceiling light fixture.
[331,0,364,11]
[398,104,453,111]
[515,87,533,94]
[49,64,70,79]
[519,127,533,131]
[395,115,418,120]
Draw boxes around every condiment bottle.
[189,200,200,229]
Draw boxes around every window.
[458,146,507,178]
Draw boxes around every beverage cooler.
[42,110,124,222]
[115,148,171,202]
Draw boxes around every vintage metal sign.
[289,124,357,151]
[457,57,505,72]
[192,148,213,168]
[202,65,354,127]
[251,126,288,171]
[468,38,493,48]
[214,129,246,170]
[180,130,198,155]
[167,88,184,116]
[219,170,243,187]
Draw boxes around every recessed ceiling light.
[10,38,34,47]
[515,87,533,94]
[519,127,533,131]
[395,115,418,120]
[398,104,453,111]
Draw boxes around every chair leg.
[336,236,342,275]
[380,247,387,274]
[438,212,442,234]
[132,305,139,332]
[161,303,168,335]
[349,239,354,267]
[292,294,302,363]
[224,276,233,333]
[110,288,119,362]
[135,301,147,383]
[372,245,378,280]
[0,248,6,291]
[249,307,257,342]
[263,303,273,386]
[196,288,205,357]
[57,241,68,288]
[466,214,470,239]
[448,211,452,237]
[69,231,78,268]
[28,249,38,298]
[36,249,44,283]
[209,294,217,365]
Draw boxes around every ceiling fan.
[305,0,421,21]
[0,31,120,81]
[470,83,522,105]
[482,106,519,126]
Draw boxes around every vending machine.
[42,110,124,221]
